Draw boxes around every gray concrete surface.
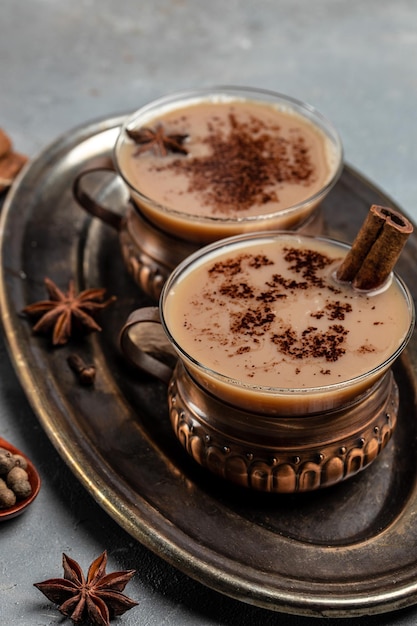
[2,1,417,624]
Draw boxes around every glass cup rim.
[114,85,344,227]
[160,231,415,397]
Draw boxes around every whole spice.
[6,465,32,499]
[0,128,28,193]
[13,454,28,469]
[23,277,116,346]
[126,123,188,156]
[0,447,32,508]
[0,151,28,191]
[0,129,12,157]
[67,353,96,385]
[336,204,413,290]
[0,448,16,474]
[34,551,138,626]
[0,477,16,508]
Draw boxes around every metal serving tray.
[1,115,417,618]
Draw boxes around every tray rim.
[2,113,417,619]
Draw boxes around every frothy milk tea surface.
[164,235,412,391]
[118,99,336,223]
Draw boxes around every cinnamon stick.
[0,129,28,193]
[0,129,12,158]
[336,205,413,290]
[0,152,28,192]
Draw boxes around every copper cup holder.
[168,361,398,493]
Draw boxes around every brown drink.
[115,88,343,243]
[162,233,413,414]
[74,88,343,300]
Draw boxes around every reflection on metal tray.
[1,115,417,618]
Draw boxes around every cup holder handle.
[73,166,124,232]
[120,307,177,385]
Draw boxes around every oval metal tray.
[1,115,417,618]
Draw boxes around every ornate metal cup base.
[168,362,399,493]
[119,204,325,300]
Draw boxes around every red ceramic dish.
[0,437,41,521]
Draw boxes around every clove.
[67,353,96,386]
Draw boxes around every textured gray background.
[2,1,417,624]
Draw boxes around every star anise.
[34,551,138,626]
[23,277,116,346]
[126,123,188,156]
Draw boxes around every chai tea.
[116,93,341,242]
[162,233,413,413]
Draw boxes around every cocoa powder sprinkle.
[271,324,348,362]
[202,247,352,363]
[154,113,317,214]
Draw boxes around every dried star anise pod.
[23,277,116,346]
[126,123,188,156]
[34,551,138,626]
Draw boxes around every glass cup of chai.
[120,205,415,493]
[74,86,343,299]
